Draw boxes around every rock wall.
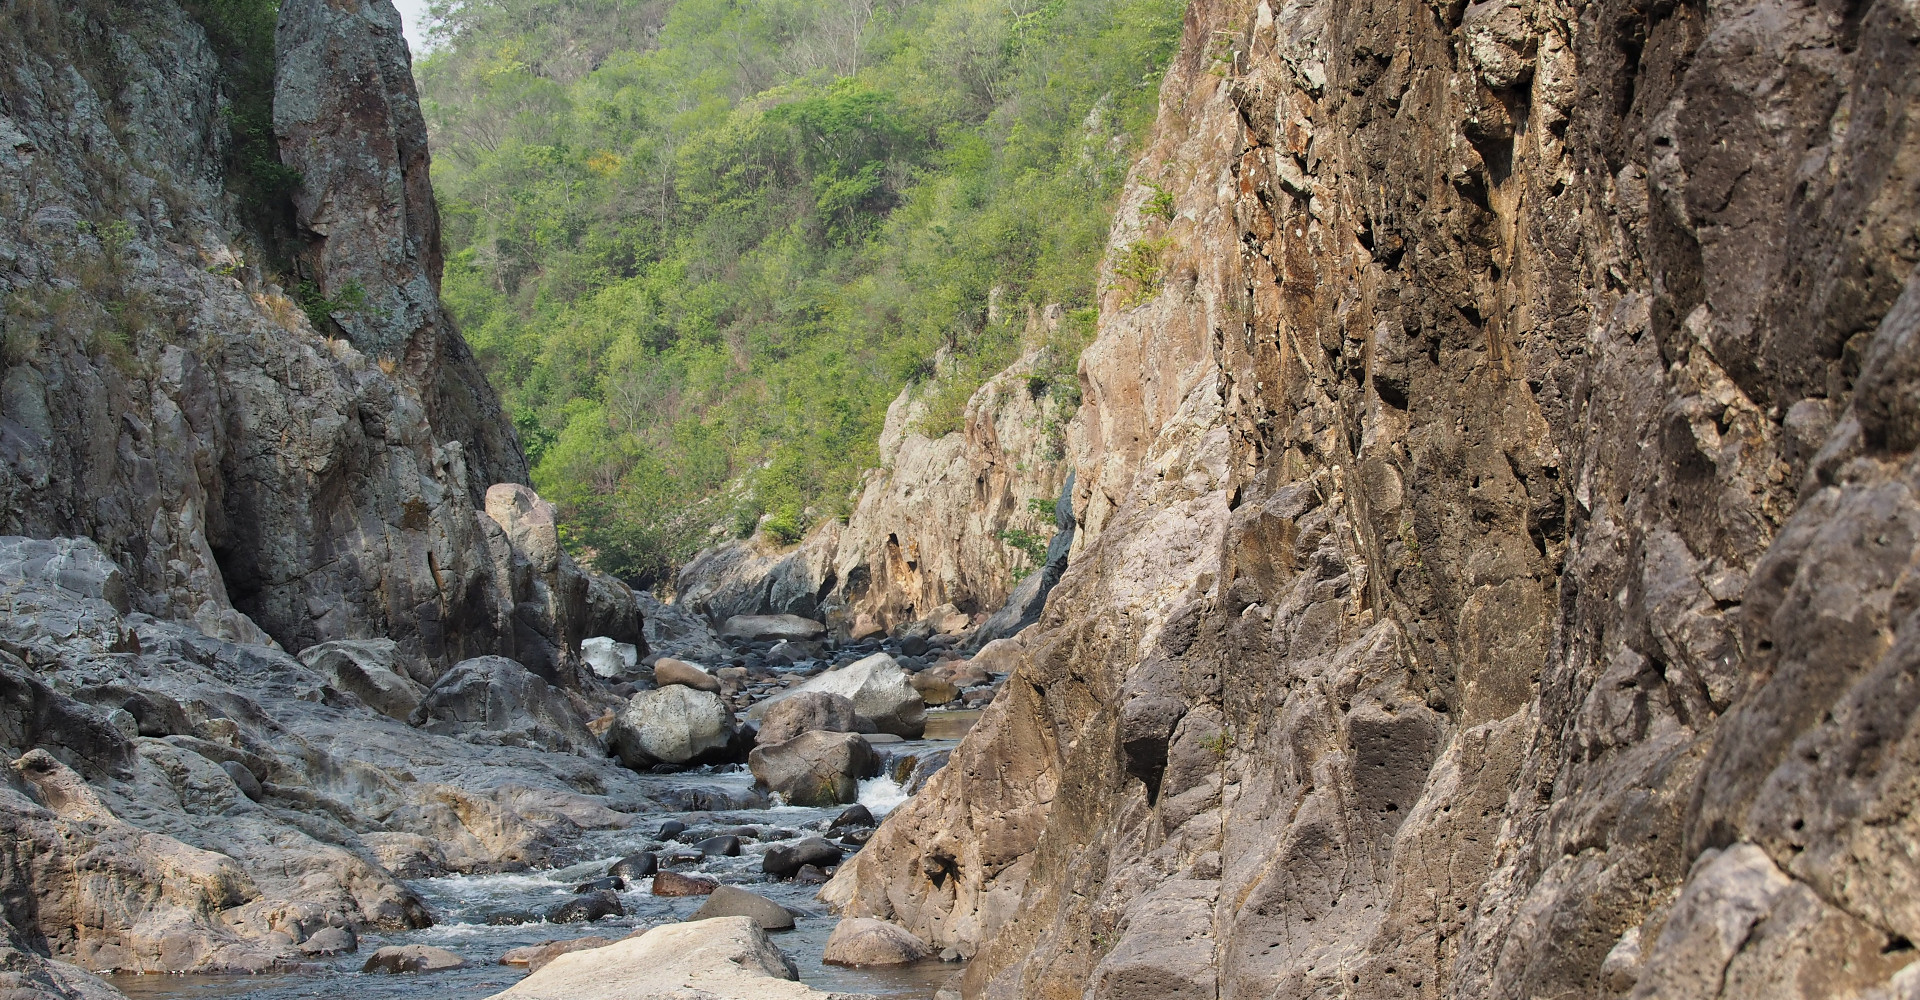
[0,0,614,676]
[678,344,1073,633]
[828,0,1920,998]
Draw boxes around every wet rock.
[363,945,466,974]
[488,916,851,999]
[749,731,877,807]
[695,835,742,858]
[580,637,640,680]
[297,926,355,956]
[482,910,539,926]
[692,885,796,931]
[756,691,862,745]
[608,686,736,770]
[748,653,925,739]
[823,918,932,967]
[573,877,625,894]
[650,871,719,897]
[795,864,832,883]
[719,615,826,643]
[501,936,614,972]
[609,853,658,880]
[658,820,688,840]
[830,804,874,831]
[412,655,598,754]
[654,657,721,693]
[839,829,872,847]
[899,636,929,658]
[298,639,427,720]
[547,890,624,924]
[763,837,843,878]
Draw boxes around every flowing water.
[110,710,982,1000]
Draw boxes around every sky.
[392,0,434,51]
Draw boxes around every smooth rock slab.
[720,614,827,642]
[692,884,796,931]
[363,944,466,974]
[822,917,932,966]
[487,916,870,1000]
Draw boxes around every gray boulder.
[411,656,597,754]
[822,918,933,967]
[719,614,826,643]
[636,593,733,665]
[692,885,795,931]
[608,685,735,769]
[748,653,925,738]
[756,691,860,745]
[748,731,877,807]
[363,944,465,974]
[298,639,428,720]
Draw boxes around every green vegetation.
[418,0,1185,587]
[178,0,301,225]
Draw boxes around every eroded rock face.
[678,343,1075,633]
[831,0,1920,996]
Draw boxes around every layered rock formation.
[678,343,1074,633]
[829,0,1920,998]
[0,0,623,679]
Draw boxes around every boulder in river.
[411,655,598,754]
[830,804,874,831]
[756,691,860,744]
[822,917,933,967]
[909,670,959,706]
[747,653,926,738]
[501,936,615,972]
[608,686,736,770]
[695,835,742,857]
[574,876,625,893]
[763,837,843,877]
[609,853,658,880]
[486,916,854,999]
[298,639,428,720]
[364,944,466,974]
[720,614,826,643]
[651,871,720,896]
[547,889,624,923]
[748,731,877,807]
[692,884,796,931]
[654,657,722,692]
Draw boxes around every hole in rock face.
[1885,935,1914,955]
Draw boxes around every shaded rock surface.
[748,731,877,807]
[828,1,1920,1000]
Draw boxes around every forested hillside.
[418,0,1184,586]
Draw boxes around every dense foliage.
[419,0,1183,586]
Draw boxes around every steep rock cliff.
[679,343,1073,634]
[829,0,1920,997]
[0,0,617,677]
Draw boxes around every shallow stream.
[109,710,981,1000]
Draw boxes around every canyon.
[0,0,1915,997]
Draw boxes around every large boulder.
[756,691,860,745]
[486,917,860,1000]
[822,917,933,967]
[298,639,428,720]
[748,731,877,807]
[762,837,843,878]
[636,593,732,665]
[748,653,925,738]
[411,656,597,754]
[363,944,466,974]
[654,657,721,693]
[692,885,795,931]
[719,614,826,643]
[607,686,735,770]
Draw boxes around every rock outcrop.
[830,0,1920,998]
[0,0,622,681]
[678,344,1075,634]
